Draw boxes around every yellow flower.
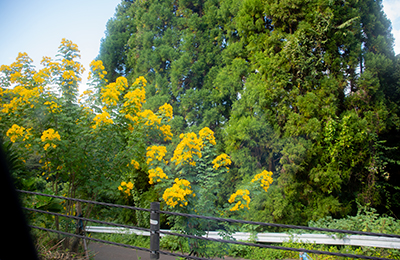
[44,101,62,113]
[212,153,232,170]
[1,86,40,114]
[6,124,25,143]
[132,76,147,87]
[131,159,140,169]
[89,60,106,80]
[171,132,202,166]
[251,170,273,192]
[159,125,173,141]
[148,167,168,184]
[146,145,167,165]
[126,181,134,190]
[199,127,216,145]
[41,129,61,142]
[228,189,250,211]
[158,103,173,121]
[41,129,61,150]
[138,110,161,126]
[122,87,146,113]
[162,178,194,207]
[92,110,113,129]
[101,77,127,106]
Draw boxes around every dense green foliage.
[2,0,400,258]
[98,0,400,225]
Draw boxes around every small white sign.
[150,219,158,225]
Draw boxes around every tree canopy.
[96,0,400,224]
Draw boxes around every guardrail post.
[150,202,160,260]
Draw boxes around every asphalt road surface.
[88,242,248,260]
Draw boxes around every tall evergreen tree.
[225,0,400,223]
[98,1,136,83]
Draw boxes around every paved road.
[88,242,168,260]
[88,242,248,260]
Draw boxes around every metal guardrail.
[19,190,398,260]
[85,226,400,249]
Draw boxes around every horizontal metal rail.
[85,226,400,249]
[20,190,398,260]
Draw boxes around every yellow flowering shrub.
[1,86,40,114]
[228,189,251,211]
[148,167,168,184]
[227,171,273,212]
[159,124,173,141]
[212,153,232,170]
[146,145,167,165]
[44,101,62,113]
[132,76,147,87]
[6,124,26,143]
[92,110,113,129]
[162,178,195,207]
[159,103,173,121]
[251,170,273,192]
[101,81,125,106]
[121,87,146,114]
[0,52,36,87]
[130,159,140,169]
[62,70,78,81]
[171,132,203,166]
[199,127,216,145]
[60,38,80,55]
[41,129,61,150]
[41,56,61,72]
[33,67,51,85]
[118,181,134,195]
[88,60,106,77]
[138,109,162,126]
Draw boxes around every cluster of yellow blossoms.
[62,70,78,82]
[159,124,173,141]
[1,86,40,114]
[171,132,203,166]
[6,124,31,143]
[92,109,113,129]
[44,101,62,113]
[212,153,232,170]
[199,127,216,145]
[101,77,128,106]
[251,170,273,192]
[1,53,34,86]
[60,38,80,54]
[41,129,61,150]
[118,181,134,195]
[146,145,167,165]
[138,110,161,126]
[228,189,251,211]
[119,76,147,114]
[61,58,85,74]
[122,88,146,113]
[132,76,147,87]
[130,159,140,169]
[148,167,168,184]
[159,103,173,121]
[88,60,107,81]
[41,56,60,68]
[33,68,51,85]
[162,178,195,207]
